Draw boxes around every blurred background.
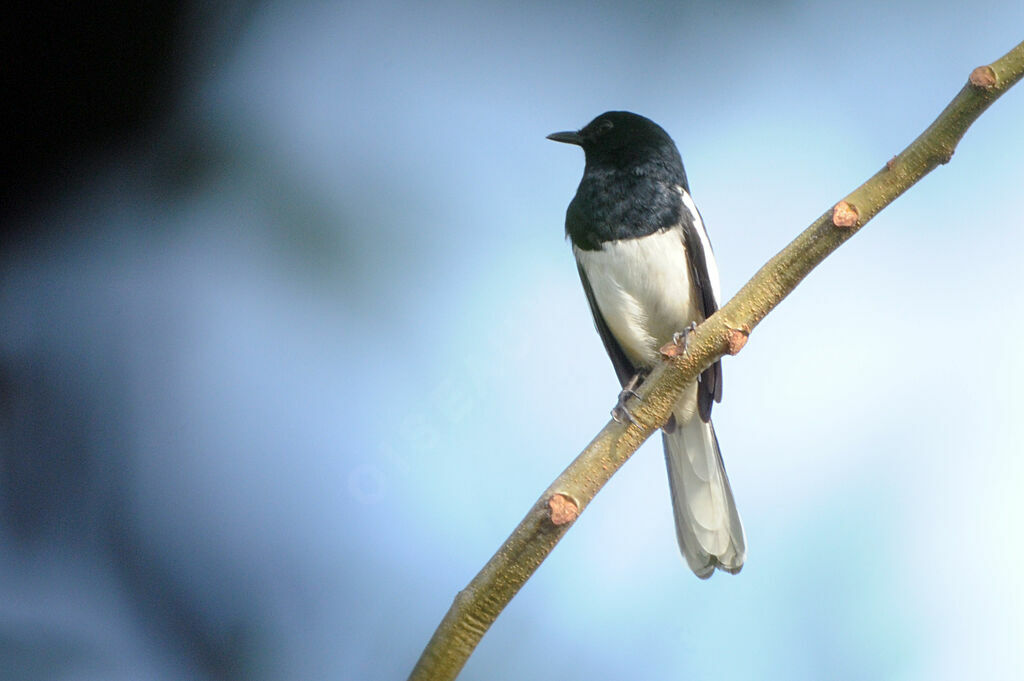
[2,1,1022,679]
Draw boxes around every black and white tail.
[662,409,746,578]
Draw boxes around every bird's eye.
[596,120,614,135]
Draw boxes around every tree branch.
[408,40,1024,681]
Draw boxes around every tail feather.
[663,410,745,578]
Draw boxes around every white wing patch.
[679,187,721,307]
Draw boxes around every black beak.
[546,130,582,145]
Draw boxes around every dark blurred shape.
[0,4,272,679]
[0,1,184,231]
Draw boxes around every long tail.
[663,410,746,578]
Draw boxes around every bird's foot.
[611,373,643,426]
[661,322,698,358]
[673,321,698,349]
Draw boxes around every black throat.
[566,155,690,251]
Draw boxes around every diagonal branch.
[408,39,1024,681]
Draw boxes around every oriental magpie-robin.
[549,111,745,578]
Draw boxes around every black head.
[547,111,682,171]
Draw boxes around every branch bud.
[832,200,859,228]
[725,325,751,355]
[969,65,997,89]
[548,493,579,525]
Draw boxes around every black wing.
[679,203,723,423]
[576,262,637,388]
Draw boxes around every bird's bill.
[546,130,582,145]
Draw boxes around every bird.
[548,111,745,578]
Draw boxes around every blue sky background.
[2,2,1023,679]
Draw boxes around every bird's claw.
[611,400,639,426]
[611,374,643,426]
[671,322,698,350]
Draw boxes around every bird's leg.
[611,372,644,426]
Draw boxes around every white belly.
[574,226,703,370]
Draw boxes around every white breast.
[575,226,703,369]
